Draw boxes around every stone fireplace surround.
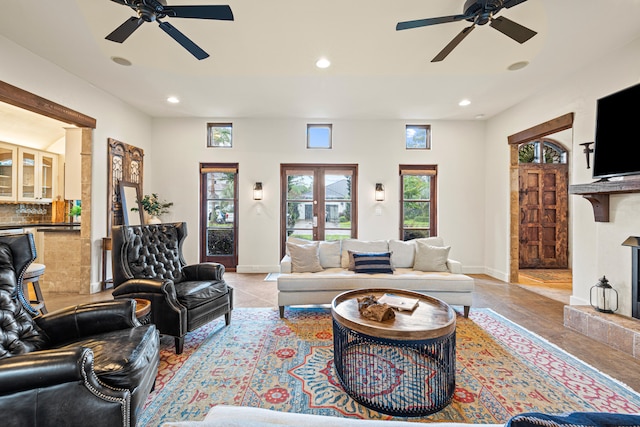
[564,305,640,360]
[564,236,640,360]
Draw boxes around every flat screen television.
[592,82,640,180]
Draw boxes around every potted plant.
[135,193,173,224]
[70,204,82,223]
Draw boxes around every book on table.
[377,293,419,311]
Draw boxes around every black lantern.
[590,276,619,313]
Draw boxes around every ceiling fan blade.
[431,25,475,62]
[158,21,209,60]
[490,16,536,43]
[503,0,529,9]
[106,16,144,43]
[163,5,234,20]
[396,14,468,31]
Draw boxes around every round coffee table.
[331,288,456,417]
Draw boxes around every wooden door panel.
[519,165,568,268]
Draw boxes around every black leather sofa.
[111,222,233,354]
[0,233,159,427]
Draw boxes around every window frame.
[207,123,233,148]
[405,124,431,150]
[399,164,438,240]
[306,124,333,149]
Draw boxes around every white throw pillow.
[413,240,450,272]
[340,240,389,268]
[318,241,341,268]
[286,241,323,273]
[415,236,445,247]
[285,236,312,255]
[388,239,416,268]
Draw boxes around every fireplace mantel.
[569,179,640,222]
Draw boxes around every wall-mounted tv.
[592,82,640,180]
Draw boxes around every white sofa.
[278,237,474,318]
[163,405,500,426]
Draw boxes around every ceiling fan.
[106,0,234,60]
[396,0,536,62]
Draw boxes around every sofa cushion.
[278,268,474,293]
[388,239,415,268]
[319,241,341,268]
[414,241,451,272]
[287,242,324,273]
[352,252,394,274]
[340,240,389,268]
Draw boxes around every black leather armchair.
[0,233,159,427]
[111,222,233,354]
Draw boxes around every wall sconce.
[253,182,263,200]
[375,183,385,201]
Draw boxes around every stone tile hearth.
[564,305,640,360]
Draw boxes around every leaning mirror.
[119,181,144,226]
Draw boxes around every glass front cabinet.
[18,147,58,203]
[0,143,17,201]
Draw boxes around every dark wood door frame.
[508,113,573,283]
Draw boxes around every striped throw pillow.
[352,252,394,274]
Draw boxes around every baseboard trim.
[236,265,280,274]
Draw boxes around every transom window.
[518,139,567,164]
[400,165,437,240]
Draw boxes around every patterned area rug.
[138,308,640,426]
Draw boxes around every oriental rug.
[138,308,640,426]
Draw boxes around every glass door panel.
[281,164,357,257]
[40,154,54,200]
[324,171,353,241]
[0,144,16,200]
[201,166,238,269]
[285,173,314,240]
[20,150,36,200]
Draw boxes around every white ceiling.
[1,0,640,147]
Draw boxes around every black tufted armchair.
[111,222,233,354]
[0,233,159,427]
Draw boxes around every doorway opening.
[508,113,574,304]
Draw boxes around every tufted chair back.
[0,233,46,359]
[112,222,188,288]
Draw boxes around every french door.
[200,163,238,270]
[280,164,357,257]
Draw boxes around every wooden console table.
[569,179,640,222]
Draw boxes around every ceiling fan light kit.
[396,0,536,62]
[106,0,234,60]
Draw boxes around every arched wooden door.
[518,139,568,269]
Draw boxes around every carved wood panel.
[107,138,144,235]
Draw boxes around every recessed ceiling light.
[167,96,180,104]
[111,56,132,66]
[315,57,331,69]
[507,61,529,71]
[459,99,471,107]
[475,114,486,120]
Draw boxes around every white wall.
[150,118,487,271]
[484,36,640,316]
[0,35,153,292]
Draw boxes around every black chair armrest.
[34,300,137,346]
[0,347,123,397]
[183,262,225,281]
[0,348,131,426]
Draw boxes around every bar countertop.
[0,222,81,232]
